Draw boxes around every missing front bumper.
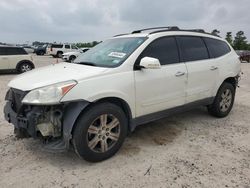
[4,99,90,152]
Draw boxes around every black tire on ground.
[14,128,30,138]
[69,55,76,62]
[72,102,128,162]
[36,51,44,56]
[207,82,235,118]
[57,51,63,58]
[17,62,33,73]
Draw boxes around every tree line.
[31,41,101,48]
[211,29,250,50]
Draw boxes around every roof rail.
[113,33,129,37]
[113,27,218,38]
[131,26,179,34]
[149,28,216,36]
[186,29,205,33]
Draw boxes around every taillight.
[31,55,33,61]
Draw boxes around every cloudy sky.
[0,0,249,44]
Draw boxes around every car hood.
[8,63,109,91]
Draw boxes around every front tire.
[69,55,76,63]
[18,62,33,73]
[208,82,235,117]
[72,103,128,162]
[57,51,63,58]
[14,128,30,138]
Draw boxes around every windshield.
[74,37,147,67]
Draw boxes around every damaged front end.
[4,88,89,152]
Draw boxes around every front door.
[134,36,187,117]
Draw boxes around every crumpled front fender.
[62,100,90,149]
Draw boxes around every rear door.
[6,47,28,69]
[176,36,219,103]
[0,47,10,69]
[65,44,71,53]
[134,36,187,117]
[203,37,232,94]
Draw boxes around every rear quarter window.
[203,38,231,58]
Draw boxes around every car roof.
[0,45,23,48]
[113,26,223,41]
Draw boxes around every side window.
[17,48,27,55]
[204,38,231,58]
[6,47,27,55]
[177,36,209,62]
[139,37,179,65]
[72,45,78,49]
[51,44,63,48]
[65,45,70,49]
[0,47,7,55]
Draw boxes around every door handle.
[1,57,8,60]
[175,71,185,77]
[210,66,218,71]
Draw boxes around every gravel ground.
[0,56,249,188]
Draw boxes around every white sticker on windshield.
[108,52,126,58]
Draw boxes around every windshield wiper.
[74,62,96,66]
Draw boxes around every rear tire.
[207,82,235,117]
[72,102,128,162]
[57,51,63,58]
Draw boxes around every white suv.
[4,27,241,162]
[47,44,80,58]
[0,46,35,73]
[62,48,90,62]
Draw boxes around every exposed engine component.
[35,107,63,137]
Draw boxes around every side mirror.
[139,57,161,69]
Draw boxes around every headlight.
[22,80,77,105]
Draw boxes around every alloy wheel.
[21,64,32,72]
[87,114,121,153]
[219,89,232,112]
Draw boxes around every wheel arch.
[223,76,238,89]
[69,55,76,59]
[66,97,134,145]
[93,97,133,131]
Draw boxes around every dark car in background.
[236,50,250,63]
[34,44,48,55]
